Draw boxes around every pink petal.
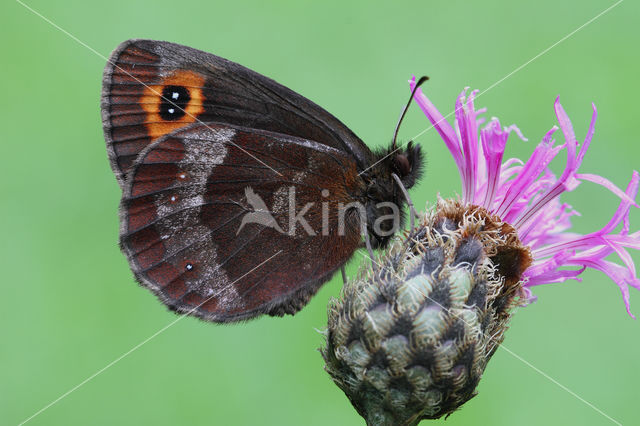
[409,78,640,318]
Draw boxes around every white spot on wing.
[156,195,204,218]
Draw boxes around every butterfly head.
[362,141,424,248]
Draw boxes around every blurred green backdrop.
[2,0,638,425]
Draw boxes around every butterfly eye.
[393,154,411,177]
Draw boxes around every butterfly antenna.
[392,76,429,151]
[392,173,417,232]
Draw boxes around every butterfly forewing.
[120,123,363,322]
[102,39,371,187]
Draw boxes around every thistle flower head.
[322,80,640,424]
[323,202,531,424]
[410,76,640,317]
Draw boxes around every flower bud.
[322,199,532,424]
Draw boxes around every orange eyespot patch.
[140,70,206,140]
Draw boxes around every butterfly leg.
[363,231,379,274]
[341,266,347,284]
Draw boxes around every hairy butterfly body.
[101,39,423,322]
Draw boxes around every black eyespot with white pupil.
[160,85,190,120]
[185,263,194,271]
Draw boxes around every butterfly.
[101,39,425,322]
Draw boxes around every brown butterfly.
[101,39,425,322]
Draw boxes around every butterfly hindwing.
[101,39,371,187]
[119,123,363,322]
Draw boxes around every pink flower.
[410,76,640,318]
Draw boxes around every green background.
[2,0,638,425]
